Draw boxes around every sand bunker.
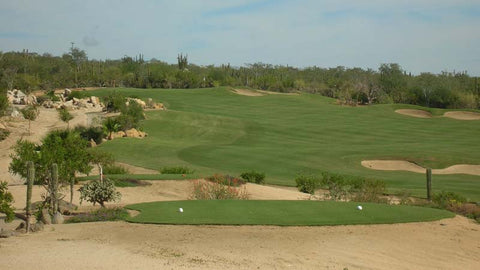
[232,89,265,96]
[443,111,480,120]
[362,160,480,176]
[395,109,432,118]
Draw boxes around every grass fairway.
[90,87,480,201]
[125,200,454,226]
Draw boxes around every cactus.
[426,168,432,201]
[25,161,35,233]
[50,163,58,216]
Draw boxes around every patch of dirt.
[395,109,432,118]
[0,215,478,270]
[362,160,480,176]
[115,162,158,174]
[232,89,265,96]
[444,111,480,120]
[257,90,299,95]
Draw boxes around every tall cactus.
[50,163,59,216]
[426,168,432,201]
[26,161,35,233]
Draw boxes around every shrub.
[295,173,320,195]
[79,178,121,207]
[102,164,130,175]
[75,125,104,145]
[113,178,151,187]
[67,90,89,101]
[0,129,10,141]
[350,179,387,203]
[0,181,15,223]
[0,92,9,116]
[448,203,480,223]
[65,207,128,223]
[190,180,248,200]
[206,174,245,187]
[433,191,467,209]
[320,171,387,202]
[240,170,266,184]
[160,166,194,174]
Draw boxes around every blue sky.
[1,0,479,75]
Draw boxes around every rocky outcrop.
[7,89,37,105]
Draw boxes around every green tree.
[103,117,120,140]
[0,181,15,223]
[0,90,8,116]
[20,105,39,135]
[58,107,74,129]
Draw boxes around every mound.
[443,111,480,120]
[362,160,480,176]
[395,109,432,118]
[232,89,265,96]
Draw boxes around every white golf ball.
[357,205,363,210]
[179,208,184,213]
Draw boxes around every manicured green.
[88,87,480,201]
[125,200,455,226]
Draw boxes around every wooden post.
[426,168,432,201]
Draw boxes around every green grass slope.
[126,200,454,226]
[91,87,480,201]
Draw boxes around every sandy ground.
[361,160,480,176]
[2,104,480,270]
[1,215,478,270]
[395,109,432,118]
[443,111,480,120]
[232,89,265,96]
[0,106,103,184]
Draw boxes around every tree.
[58,107,74,129]
[0,181,15,223]
[79,178,121,207]
[0,90,8,116]
[20,105,39,135]
[177,53,188,70]
[10,129,93,204]
[103,117,120,140]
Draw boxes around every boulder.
[58,200,77,214]
[111,131,126,139]
[15,222,26,233]
[125,128,140,138]
[52,212,64,224]
[41,208,52,225]
[90,96,100,106]
[10,109,21,118]
[24,94,37,105]
[89,138,97,147]
[0,122,6,130]
[64,88,72,97]
[126,98,146,108]
[0,228,15,238]
[32,221,44,232]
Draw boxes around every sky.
[1,0,479,75]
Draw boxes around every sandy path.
[361,160,480,176]
[395,109,432,118]
[232,89,265,96]
[0,216,478,270]
[443,111,480,120]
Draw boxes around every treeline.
[1,48,479,109]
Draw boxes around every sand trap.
[395,109,432,118]
[232,89,265,96]
[444,111,480,120]
[257,90,299,96]
[362,160,480,176]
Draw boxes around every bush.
[65,207,128,223]
[113,178,151,187]
[320,171,387,202]
[102,164,130,175]
[67,90,89,101]
[0,129,10,141]
[433,191,467,209]
[160,166,194,174]
[350,179,387,203]
[79,178,121,207]
[190,180,248,200]
[0,92,9,116]
[448,203,480,223]
[240,170,266,184]
[295,173,320,195]
[75,125,104,145]
[0,181,15,223]
[206,174,245,187]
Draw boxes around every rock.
[64,88,72,97]
[0,228,15,238]
[10,109,21,118]
[52,212,64,224]
[33,221,44,232]
[15,222,26,232]
[111,131,126,139]
[89,138,97,147]
[62,100,75,110]
[90,96,100,106]
[41,208,52,225]
[43,100,54,108]
[125,128,140,138]
[0,122,6,130]
[58,200,77,214]
[24,94,37,105]
[126,98,146,108]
